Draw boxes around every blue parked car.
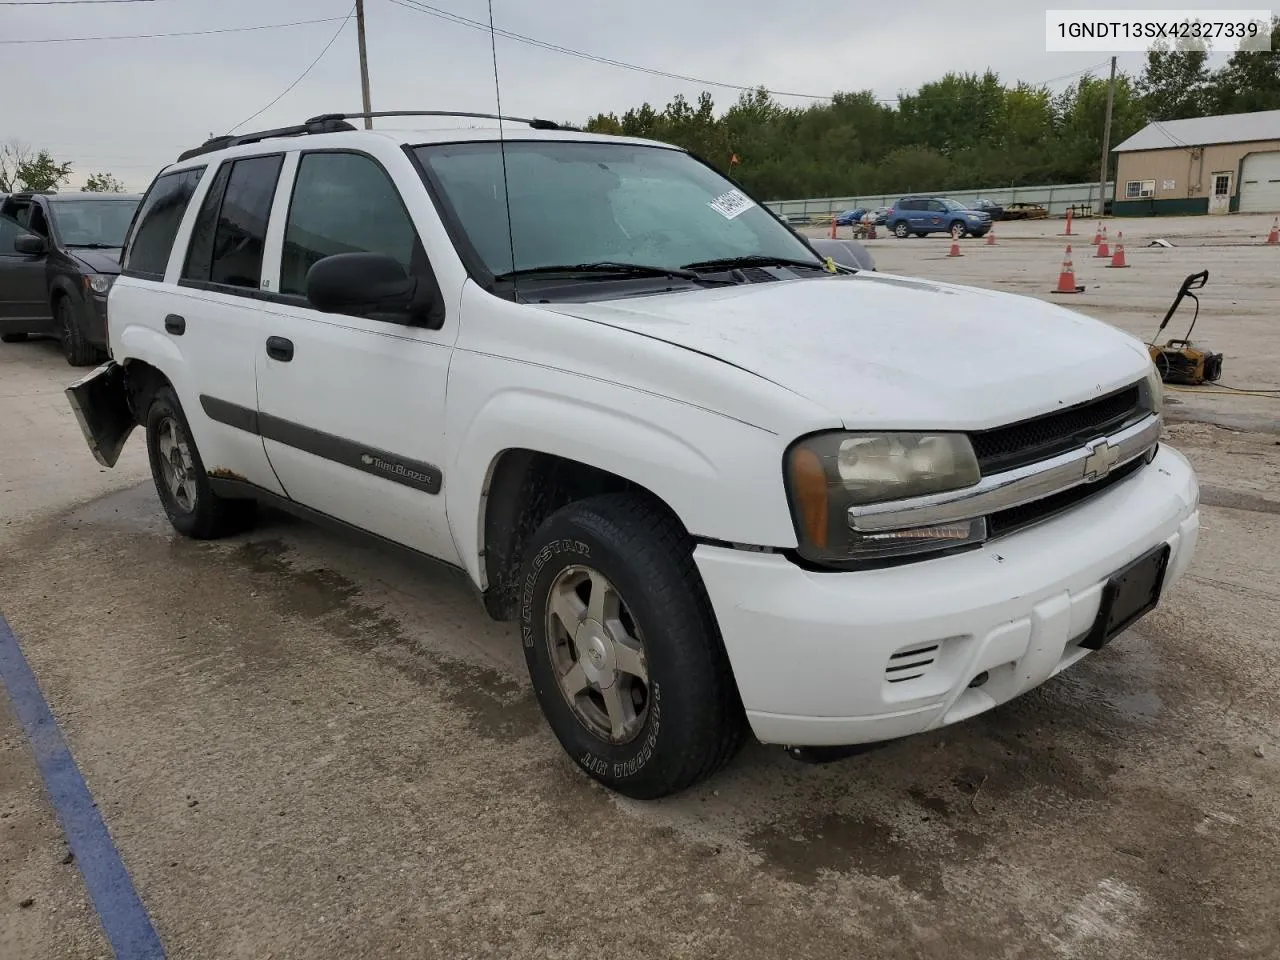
[885,197,992,239]
[835,208,867,226]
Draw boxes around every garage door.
[1239,151,1280,213]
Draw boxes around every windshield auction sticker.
[707,189,755,220]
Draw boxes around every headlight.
[85,275,114,294]
[785,432,984,565]
[1145,361,1164,412]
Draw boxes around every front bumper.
[695,444,1199,747]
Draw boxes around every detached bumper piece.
[65,361,135,468]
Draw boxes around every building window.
[1125,180,1155,199]
[1213,173,1232,197]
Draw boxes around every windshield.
[49,199,139,247]
[941,199,968,212]
[413,140,820,278]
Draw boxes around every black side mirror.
[15,234,47,256]
[305,252,445,329]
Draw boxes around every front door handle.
[265,336,294,362]
[164,314,185,335]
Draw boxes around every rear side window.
[122,167,205,279]
[279,151,420,297]
[188,154,283,291]
[181,164,233,284]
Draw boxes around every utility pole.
[356,0,373,129]
[1098,55,1117,216]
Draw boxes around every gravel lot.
[2,213,1279,960]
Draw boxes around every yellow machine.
[1147,270,1223,386]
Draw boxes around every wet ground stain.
[170,534,545,744]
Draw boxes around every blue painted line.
[0,611,166,960]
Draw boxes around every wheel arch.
[451,389,795,620]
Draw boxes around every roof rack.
[175,110,570,162]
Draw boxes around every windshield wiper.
[65,242,118,249]
[681,254,829,273]
[493,262,734,285]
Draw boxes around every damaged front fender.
[65,361,136,468]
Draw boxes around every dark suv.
[885,197,991,240]
[0,190,142,365]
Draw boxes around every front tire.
[518,493,745,799]
[57,296,100,367]
[145,386,256,539]
[950,221,968,240]
[893,221,910,239]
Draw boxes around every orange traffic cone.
[1063,208,1074,236]
[1095,225,1111,258]
[1054,245,1084,293]
[830,215,838,240]
[1092,222,1103,245]
[985,228,997,246]
[1268,218,1279,245]
[947,238,963,257]
[1107,232,1129,268]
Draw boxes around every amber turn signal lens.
[790,447,829,548]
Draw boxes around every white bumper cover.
[695,445,1200,747]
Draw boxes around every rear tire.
[57,297,100,367]
[518,493,745,799]
[144,385,256,539]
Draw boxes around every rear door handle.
[164,314,185,335]
[265,336,294,362]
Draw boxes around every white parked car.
[67,112,1200,799]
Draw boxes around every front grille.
[987,455,1146,538]
[970,383,1145,474]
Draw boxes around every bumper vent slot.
[885,643,940,683]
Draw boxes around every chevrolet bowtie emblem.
[1082,439,1119,481]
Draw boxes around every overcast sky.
[2,0,1245,191]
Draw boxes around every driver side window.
[280,151,422,298]
[928,200,947,213]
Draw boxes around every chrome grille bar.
[847,414,1161,534]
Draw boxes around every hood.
[68,247,123,274]
[536,273,1153,431]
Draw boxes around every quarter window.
[280,151,421,297]
[122,166,205,279]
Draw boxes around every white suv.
[67,112,1200,799]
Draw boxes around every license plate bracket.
[1080,544,1171,650]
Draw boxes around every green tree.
[0,141,73,192]
[1137,40,1211,119]
[1206,17,1280,113]
[83,172,126,193]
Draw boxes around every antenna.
[487,0,518,300]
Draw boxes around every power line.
[228,4,357,134]
[0,15,348,44]
[386,0,1118,105]
[1,0,165,5]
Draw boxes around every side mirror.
[305,252,445,328]
[15,234,47,256]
